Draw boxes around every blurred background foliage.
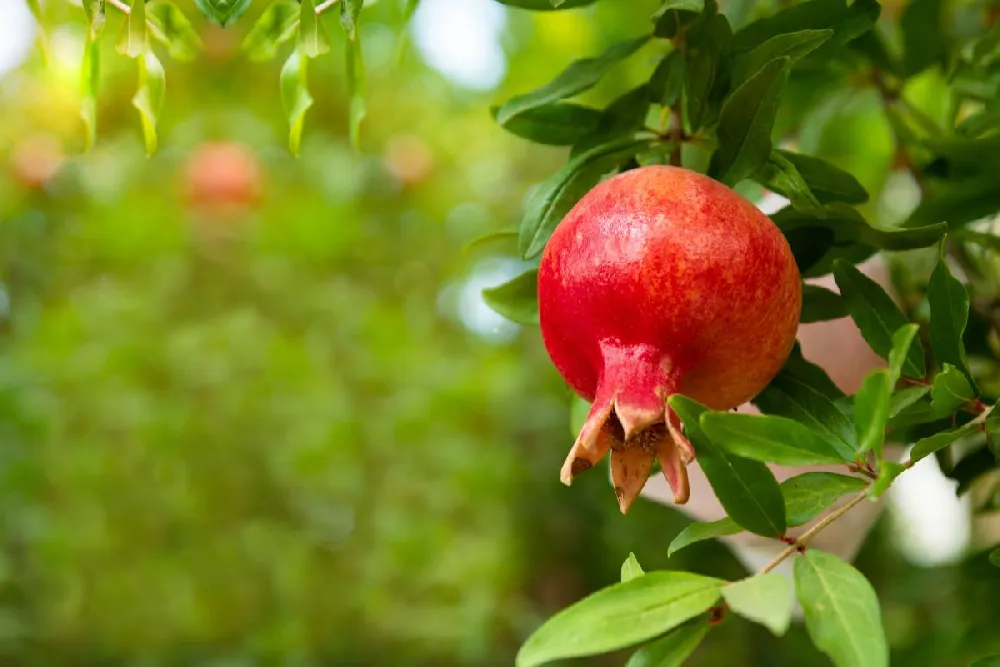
[0,0,999,665]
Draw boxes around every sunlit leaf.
[300,0,331,58]
[131,47,165,156]
[621,552,645,582]
[723,573,793,636]
[794,550,888,667]
[516,572,724,667]
[194,0,251,27]
[700,412,848,465]
[854,369,890,459]
[242,0,299,62]
[280,49,314,156]
[116,0,147,58]
[147,1,202,61]
[81,0,106,151]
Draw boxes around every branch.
[315,0,340,14]
[757,488,870,575]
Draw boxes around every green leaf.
[833,260,926,377]
[653,0,705,39]
[621,553,645,582]
[732,0,880,61]
[519,137,653,259]
[147,1,201,61]
[699,412,849,466]
[344,31,367,150]
[888,324,919,387]
[928,245,974,386]
[669,396,786,537]
[781,472,868,526]
[193,0,251,27]
[723,573,793,636]
[300,0,330,58]
[241,0,299,62]
[782,342,845,399]
[116,0,147,59]
[794,550,888,667]
[668,518,741,556]
[900,0,948,76]
[854,369,890,459]
[709,57,790,186]
[494,103,602,146]
[910,421,980,463]
[515,572,724,667]
[571,85,651,156]
[280,49,314,157]
[339,0,362,39]
[684,13,732,131]
[624,619,710,667]
[889,385,930,418]
[649,51,686,108]
[495,36,650,126]
[754,372,856,458]
[668,472,867,555]
[800,284,847,323]
[131,47,165,156]
[481,270,539,326]
[753,151,823,215]
[80,1,105,151]
[985,401,1000,461]
[870,460,905,499]
[731,29,832,86]
[494,0,597,9]
[989,551,1000,569]
[774,207,945,258]
[931,364,975,414]
[775,151,869,204]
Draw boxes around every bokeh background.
[1,0,999,665]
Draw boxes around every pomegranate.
[537,165,801,513]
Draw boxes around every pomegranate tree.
[538,166,801,512]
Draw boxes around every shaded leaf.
[494,103,602,146]
[699,412,849,465]
[931,364,975,414]
[754,372,856,458]
[709,57,790,186]
[481,270,539,326]
[621,553,645,583]
[653,0,705,39]
[723,573,793,636]
[339,0,364,40]
[515,572,724,667]
[776,150,869,204]
[280,49,314,156]
[989,552,1000,569]
[794,550,888,667]
[241,0,299,62]
[782,342,844,399]
[833,260,926,377]
[732,0,880,61]
[685,13,732,130]
[650,51,686,108]
[147,1,202,61]
[571,85,651,156]
[985,400,1000,461]
[753,151,823,215]
[625,619,710,667]
[731,29,832,86]
[889,386,930,418]
[669,396,786,537]
[782,472,868,526]
[193,0,251,27]
[519,137,653,259]
[494,0,597,8]
[495,37,650,126]
[131,47,165,156]
[854,369,890,459]
[928,244,974,387]
[900,0,948,76]
[800,284,847,323]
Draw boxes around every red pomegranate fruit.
[537,165,802,513]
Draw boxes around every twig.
[757,488,871,575]
[315,0,340,14]
[107,0,131,14]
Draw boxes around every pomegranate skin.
[538,165,801,512]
